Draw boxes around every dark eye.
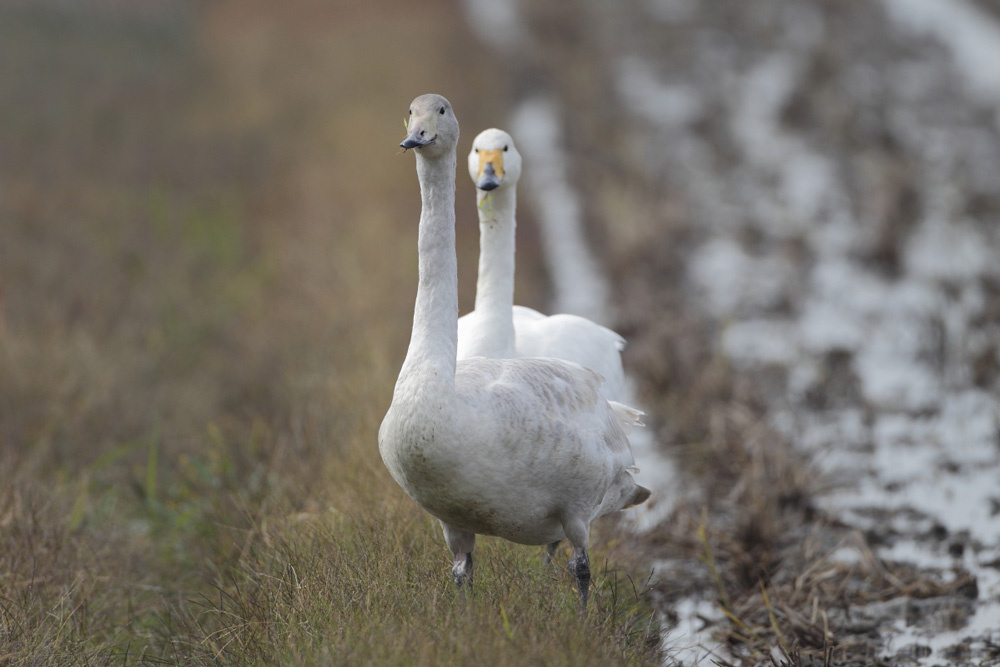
[503,145,509,152]
[408,109,412,115]
[439,106,445,115]
[474,147,479,153]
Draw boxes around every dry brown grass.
[0,2,659,664]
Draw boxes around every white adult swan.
[456,129,626,401]
[379,95,650,607]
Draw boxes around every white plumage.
[457,129,627,401]
[379,96,649,606]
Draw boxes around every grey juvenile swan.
[378,94,650,607]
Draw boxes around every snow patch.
[459,0,525,54]
[510,97,611,323]
[688,238,794,317]
[722,318,798,366]
[905,218,995,282]
[662,597,730,666]
[617,57,703,129]
[881,0,1000,111]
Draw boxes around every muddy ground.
[463,0,1000,664]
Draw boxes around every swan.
[456,129,627,402]
[379,95,650,607]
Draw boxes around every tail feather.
[608,401,644,435]
[610,330,626,352]
[624,484,652,509]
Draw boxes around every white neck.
[400,149,459,386]
[470,185,517,357]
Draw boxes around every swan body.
[379,96,649,606]
[456,129,627,401]
[382,357,642,545]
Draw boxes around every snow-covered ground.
[462,0,1000,663]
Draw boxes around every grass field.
[0,2,662,664]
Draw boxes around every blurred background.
[2,0,999,664]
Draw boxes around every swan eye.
[503,145,509,152]
[408,109,412,115]
[474,147,479,153]
[439,106,445,115]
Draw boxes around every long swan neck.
[473,186,517,356]
[402,150,459,384]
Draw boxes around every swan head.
[401,94,459,158]
[468,128,521,192]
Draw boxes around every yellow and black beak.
[476,149,505,191]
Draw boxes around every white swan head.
[468,128,522,192]
[401,94,460,159]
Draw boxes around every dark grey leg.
[545,540,561,565]
[562,518,592,611]
[568,547,591,609]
